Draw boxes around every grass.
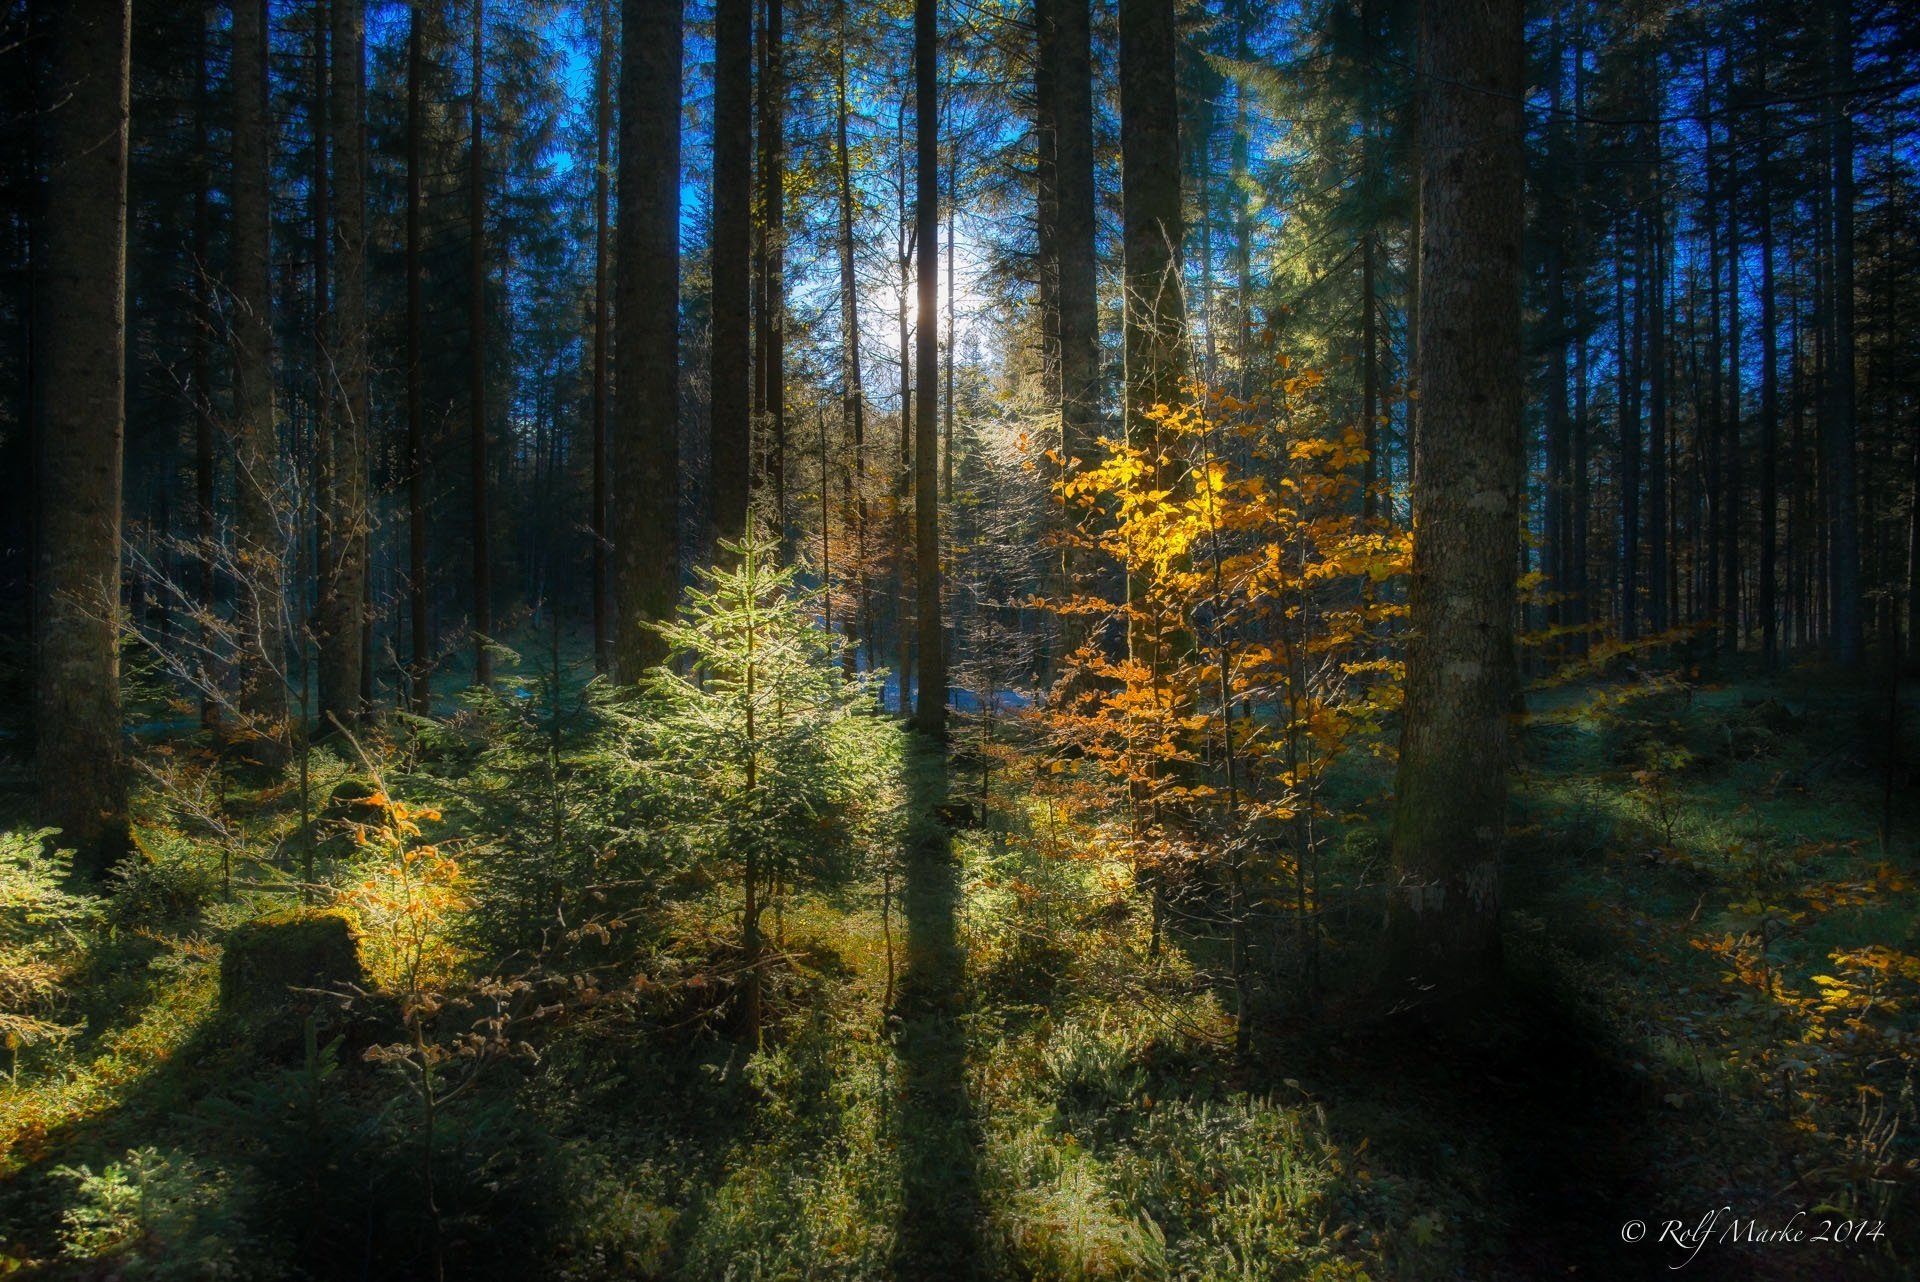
[0,662,1916,1278]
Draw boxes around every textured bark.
[755,0,786,537]
[1758,69,1779,666]
[1824,0,1861,666]
[317,0,368,725]
[1117,0,1185,448]
[1036,0,1067,401]
[611,0,682,681]
[709,0,752,550]
[406,1,431,711]
[1385,0,1525,997]
[911,0,944,735]
[1034,0,1061,403]
[833,0,870,671]
[36,0,131,872]
[1054,0,1098,588]
[592,0,612,672]
[1648,203,1669,637]
[192,6,215,729]
[229,0,290,744]
[468,0,492,687]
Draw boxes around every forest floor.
[0,661,1915,1280]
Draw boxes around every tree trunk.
[1384,0,1524,998]
[37,0,131,873]
[612,0,682,681]
[591,0,612,674]
[406,0,431,711]
[1034,0,1060,405]
[1054,0,1098,521]
[833,0,868,672]
[1825,0,1861,665]
[1758,63,1778,667]
[911,0,944,736]
[468,0,492,687]
[230,0,289,745]
[755,0,786,538]
[1117,0,1185,448]
[709,0,752,550]
[317,0,367,725]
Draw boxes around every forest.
[0,0,1917,1276]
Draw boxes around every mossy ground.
[0,663,1914,1279]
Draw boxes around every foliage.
[0,829,95,1078]
[1036,373,1408,1019]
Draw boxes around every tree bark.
[1054,0,1098,518]
[611,0,682,681]
[406,1,432,711]
[1824,0,1861,665]
[1117,0,1185,448]
[1385,0,1524,998]
[833,0,870,672]
[911,0,944,735]
[37,0,131,872]
[591,0,613,674]
[468,0,492,687]
[229,0,289,745]
[317,0,368,725]
[754,0,786,538]
[709,0,752,550]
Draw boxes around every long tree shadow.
[891,739,984,1278]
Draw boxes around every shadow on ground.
[891,739,984,1278]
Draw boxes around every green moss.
[218,908,365,1012]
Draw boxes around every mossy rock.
[220,908,366,1013]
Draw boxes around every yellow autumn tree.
[1035,367,1409,1040]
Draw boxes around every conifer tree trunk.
[611,0,682,681]
[911,0,944,736]
[1825,0,1861,665]
[755,0,786,536]
[37,0,131,873]
[833,0,870,671]
[1385,0,1524,998]
[317,0,367,725]
[1034,0,1061,405]
[1723,90,1742,651]
[709,0,752,550]
[468,0,492,687]
[406,0,431,710]
[192,5,215,729]
[1117,0,1185,449]
[592,0,612,673]
[1054,0,1098,509]
[1647,201,1669,636]
[231,0,289,743]
[1758,66,1779,666]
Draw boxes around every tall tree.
[405,0,431,712]
[317,0,368,725]
[1118,0,1186,448]
[1053,0,1098,620]
[911,0,944,735]
[612,0,683,680]
[755,0,786,535]
[832,0,870,667]
[710,0,753,549]
[1824,0,1861,666]
[36,0,132,873]
[591,0,613,674]
[468,0,493,687]
[1385,0,1525,996]
[230,0,289,743]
